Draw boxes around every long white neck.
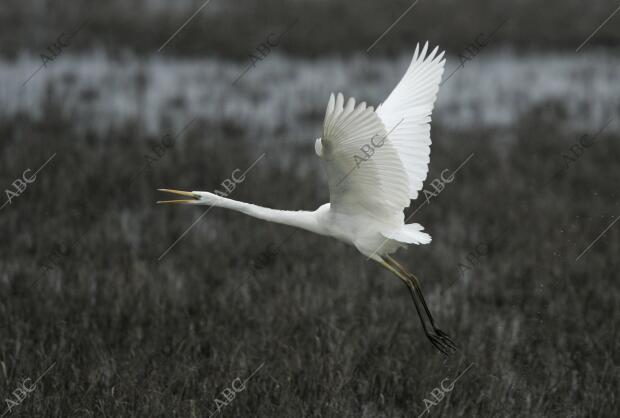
[195,192,324,235]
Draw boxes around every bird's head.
[156,189,220,205]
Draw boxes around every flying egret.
[158,43,456,354]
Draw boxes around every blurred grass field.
[0,77,618,415]
[1,1,620,414]
[2,0,620,57]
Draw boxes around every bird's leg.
[386,256,437,327]
[378,257,455,355]
[380,259,432,332]
[385,255,457,351]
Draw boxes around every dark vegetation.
[1,0,619,415]
[0,96,618,416]
[2,0,620,58]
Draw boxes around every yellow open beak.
[157,189,200,204]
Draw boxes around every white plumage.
[314,42,445,257]
[158,42,456,354]
[377,43,445,200]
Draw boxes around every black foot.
[435,328,458,351]
[426,329,457,356]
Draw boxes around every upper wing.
[376,42,445,200]
[316,92,410,224]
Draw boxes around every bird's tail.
[381,223,431,245]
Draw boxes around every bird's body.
[158,43,457,354]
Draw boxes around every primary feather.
[376,42,446,200]
[314,42,444,253]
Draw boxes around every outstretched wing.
[376,42,445,200]
[316,92,410,224]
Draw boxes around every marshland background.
[0,0,618,416]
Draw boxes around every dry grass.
[0,96,618,416]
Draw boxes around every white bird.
[158,43,456,354]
